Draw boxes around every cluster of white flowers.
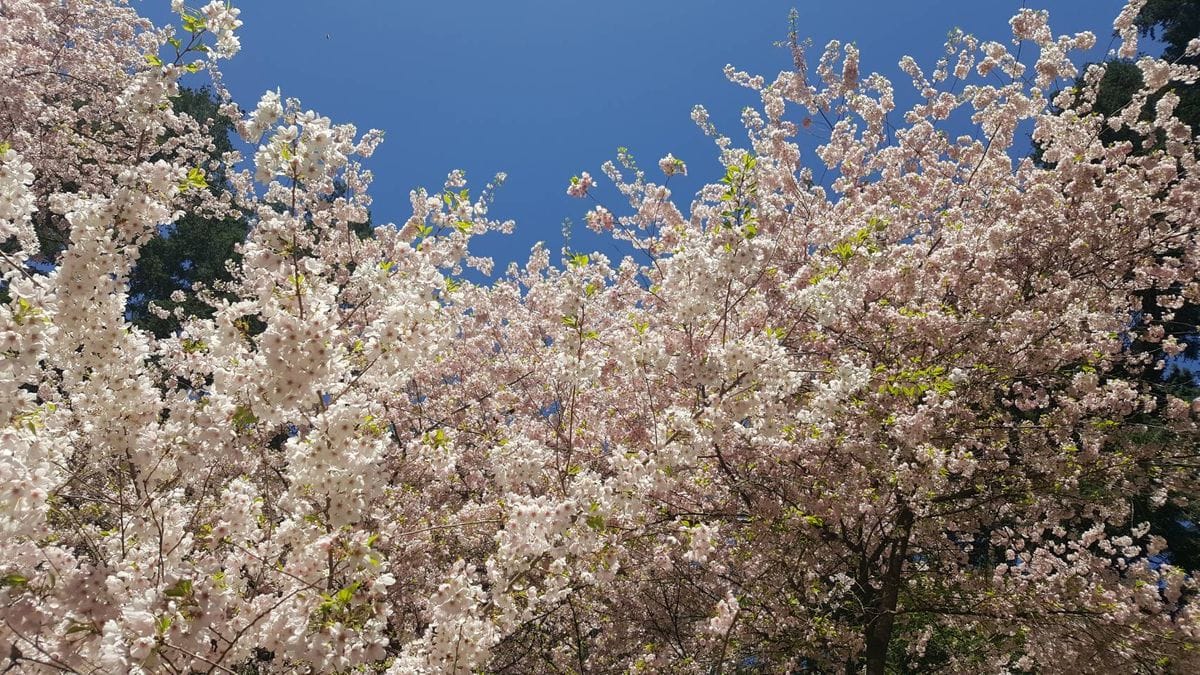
[1138,55,1174,92]
[242,89,284,143]
[253,110,352,185]
[706,591,739,636]
[682,522,719,564]
[494,496,576,573]
[566,171,595,197]
[1113,0,1148,58]
[658,153,687,177]
[405,562,497,673]
[199,1,244,58]
[584,204,614,232]
[0,148,36,259]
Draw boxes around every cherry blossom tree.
[2,1,1200,673]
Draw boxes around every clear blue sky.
[142,1,1129,268]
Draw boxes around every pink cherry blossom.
[2,1,1199,673]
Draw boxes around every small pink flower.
[566,171,594,198]
[585,206,614,232]
[658,153,687,177]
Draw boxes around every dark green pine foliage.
[127,87,248,338]
[1138,0,1200,65]
[127,89,376,338]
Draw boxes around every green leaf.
[454,220,472,234]
[232,405,257,431]
[179,166,207,192]
[0,573,28,587]
[181,338,207,353]
[831,241,855,261]
[334,581,359,605]
[13,298,43,325]
[427,428,448,449]
[65,621,95,635]
[181,13,205,33]
[144,53,163,67]
[164,578,193,598]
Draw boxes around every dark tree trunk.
[863,505,914,675]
